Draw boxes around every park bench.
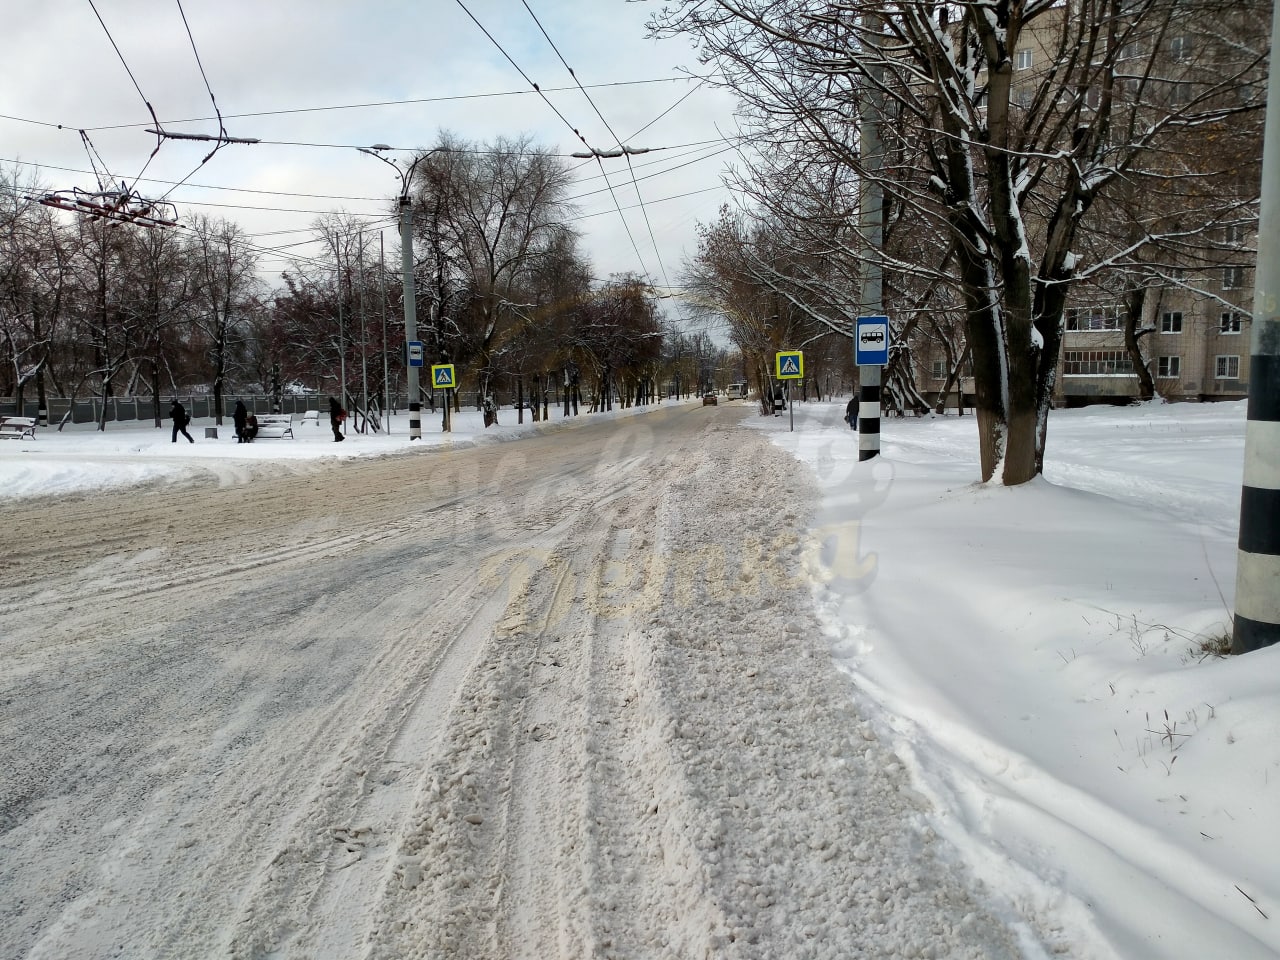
[249,415,294,440]
[299,409,320,426]
[0,416,36,440]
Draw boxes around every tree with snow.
[652,0,1268,482]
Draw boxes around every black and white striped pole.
[855,318,887,461]
[857,12,884,462]
[1232,0,1280,654]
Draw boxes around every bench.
[0,416,36,440]
[300,409,320,426]
[248,415,294,440]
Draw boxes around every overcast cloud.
[2,0,742,289]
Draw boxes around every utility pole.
[399,191,421,439]
[1232,0,1280,653]
[358,145,432,439]
[857,12,884,462]
[380,232,390,433]
[358,228,369,432]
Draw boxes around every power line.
[0,137,734,211]
[175,0,225,138]
[518,0,694,297]
[85,0,160,132]
[455,0,656,279]
[67,77,706,133]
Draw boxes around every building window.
[1157,356,1181,378]
[1066,306,1122,331]
[1169,81,1193,107]
[1016,48,1034,71]
[1225,222,1245,245]
[1063,350,1136,375]
[1216,355,1241,379]
[1220,311,1245,334]
[1014,85,1033,108]
[1170,36,1193,61]
[1223,266,1245,290]
[931,359,946,379]
[1160,311,1183,333]
[1118,42,1142,61]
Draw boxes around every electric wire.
[520,0,693,301]
[70,77,704,132]
[84,0,170,199]
[453,0,652,278]
[1,137,734,207]
[11,8,741,282]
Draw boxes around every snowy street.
[0,405,1020,959]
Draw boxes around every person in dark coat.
[845,396,858,430]
[170,399,194,443]
[233,400,248,443]
[328,396,346,442]
[243,412,259,442]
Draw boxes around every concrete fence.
[0,394,329,425]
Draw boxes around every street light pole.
[398,190,421,439]
[358,145,429,439]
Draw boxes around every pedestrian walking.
[328,396,346,442]
[845,396,858,431]
[170,399,194,443]
[233,400,248,443]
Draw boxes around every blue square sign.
[856,316,890,365]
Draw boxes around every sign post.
[776,351,804,432]
[431,364,456,433]
[855,317,890,459]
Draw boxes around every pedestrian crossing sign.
[775,351,804,380]
[431,364,456,389]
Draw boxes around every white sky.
[2,0,741,292]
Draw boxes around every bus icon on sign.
[855,316,890,366]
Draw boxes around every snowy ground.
[1,397,1276,959]
[758,399,1278,959]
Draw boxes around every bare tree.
[0,166,69,424]
[653,0,1268,482]
[187,216,262,425]
[115,225,194,425]
[409,134,578,420]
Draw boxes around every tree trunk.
[1125,286,1156,401]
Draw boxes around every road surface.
[0,404,1023,959]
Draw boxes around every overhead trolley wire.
[68,77,705,133]
[519,0,691,299]
[454,0,655,280]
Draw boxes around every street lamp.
[357,145,430,439]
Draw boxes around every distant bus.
[726,382,748,400]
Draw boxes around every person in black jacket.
[170,399,194,443]
[233,400,248,443]
[845,396,858,431]
[328,396,346,442]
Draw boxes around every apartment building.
[917,5,1261,408]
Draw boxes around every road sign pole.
[400,195,421,440]
[854,317,889,461]
[788,380,794,432]
[1233,0,1280,652]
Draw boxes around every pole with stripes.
[1232,0,1280,654]
[857,11,884,462]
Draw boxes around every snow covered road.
[1,406,1023,959]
